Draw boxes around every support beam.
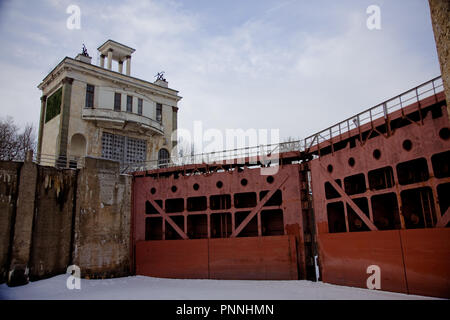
[107,49,113,70]
[100,54,105,68]
[126,55,131,76]
[436,207,450,228]
[118,60,123,74]
[147,197,188,240]
[36,95,47,164]
[231,171,289,238]
[320,163,378,231]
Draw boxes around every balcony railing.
[82,108,164,135]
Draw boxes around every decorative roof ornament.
[155,71,166,82]
[82,44,89,57]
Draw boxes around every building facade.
[37,40,181,168]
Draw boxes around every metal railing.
[119,76,444,173]
[35,153,85,169]
[303,76,444,151]
[33,76,444,174]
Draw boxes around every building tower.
[37,40,181,168]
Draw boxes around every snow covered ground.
[0,275,440,300]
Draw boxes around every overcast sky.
[0,0,441,143]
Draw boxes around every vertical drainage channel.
[300,162,319,281]
[68,169,79,267]
[207,238,211,279]
[398,230,410,295]
[5,163,23,284]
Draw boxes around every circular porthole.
[348,157,355,167]
[150,188,156,195]
[439,127,450,140]
[171,186,177,193]
[193,183,199,191]
[241,178,248,186]
[267,176,274,184]
[373,149,381,160]
[402,139,412,151]
[327,165,333,173]
[216,181,223,189]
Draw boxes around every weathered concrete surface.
[29,167,77,281]
[8,161,38,286]
[0,162,21,284]
[429,0,450,117]
[73,157,131,279]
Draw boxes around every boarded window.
[45,87,62,123]
[401,187,436,228]
[396,158,429,185]
[327,202,346,233]
[234,192,257,208]
[431,151,450,178]
[344,173,366,195]
[210,194,231,210]
[371,193,401,230]
[368,166,394,190]
[210,212,232,238]
[145,217,162,240]
[261,209,284,236]
[187,196,207,212]
[187,214,208,239]
[85,84,94,109]
[165,198,184,213]
[114,92,121,111]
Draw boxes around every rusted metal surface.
[318,229,450,298]
[135,235,298,280]
[310,102,449,234]
[310,87,449,297]
[318,231,408,294]
[131,78,449,297]
[133,164,309,279]
[135,239,209,279]
[209,235,298,280]
[401,228,450,298]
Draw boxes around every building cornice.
[38,57,182,102]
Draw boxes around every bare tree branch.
[0,116,37,161]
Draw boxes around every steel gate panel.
[135,235,298,280]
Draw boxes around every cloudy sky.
[0,0,441,144]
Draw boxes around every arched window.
[158,148,170,168]
[69,133,87,169]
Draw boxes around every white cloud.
[0,0,441,147]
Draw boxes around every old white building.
[37,40,181,168]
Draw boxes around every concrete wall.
[429,0,450,118]
[29,167,77,281]
[8,161,38,286]
[73,157,131,279]
[0,162,21,283]
[0,157,132,286]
